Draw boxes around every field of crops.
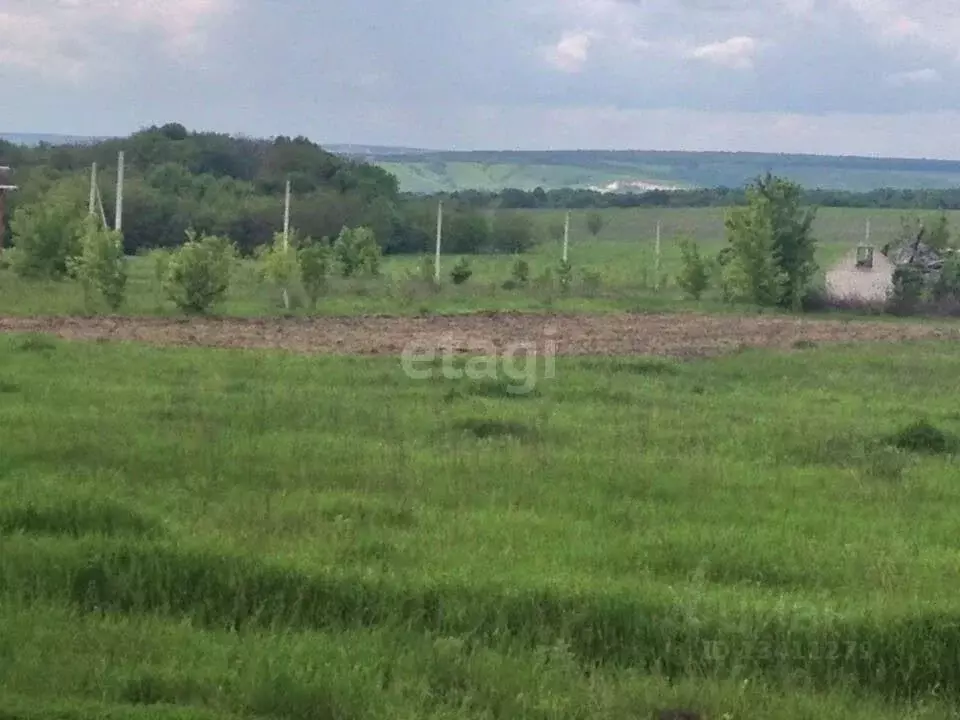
[0,206,949,318]
[2,327,960,719]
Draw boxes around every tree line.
[428,186,960,211]
[0,125,539,257]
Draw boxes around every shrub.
[298,238,331,307]
[722,174,818,310]
[450,257,472,285]
[557,259,573,293]
[491,213,538,253]
[259,230,302,309]
[932,253,960,302]
[889,420,959,455]
[676,239,710,300]
[581,269,603,296]
[511,257,530,286]
[926,211,951,252]
[162,229,236,314]
[9,180,85,280]
[334,226,381,277]
[586,212,604,237]
[887,264,925,316]
[69,216,128,310]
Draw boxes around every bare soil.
[0,313,956,358]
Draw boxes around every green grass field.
[2,332,960,718]
[0,206,941,318]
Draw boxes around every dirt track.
[0,313,957,358]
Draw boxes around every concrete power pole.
[89,162,98,217]
[434,200,443,285]
[114,151,125,232]
[0,165,17,253]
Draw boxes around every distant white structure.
[587,178,685,193]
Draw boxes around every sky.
[3,0,960,157]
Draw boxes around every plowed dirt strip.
[0,313,956,358]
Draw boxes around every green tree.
[491,212,538,253]
[586,212,604,237]
[9,178,86,279]
[446,211,491,254]
[334,226,381,277]
[70,216,127,310]
[888,264,925,315]
[259,229,302,308]
[511,257,530,286]
[932,253,960,302]
[722,174,818,309]
[450,257,472,285]
[163,229,236,314]
[927,211,951,251]
[676,238,710,300]
[298,238,331,308]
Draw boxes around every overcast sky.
[3,0,960,157]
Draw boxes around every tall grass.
[2,334,960,717]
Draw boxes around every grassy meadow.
[2,331,960,718]
[0,206,941,318]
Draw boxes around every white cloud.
[686,36,760,69]
[0,0,229,80]
[841,0,960,53]
[544,31,597,72]
[886,67,942,85]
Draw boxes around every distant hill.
[9,134,960,193]
[329,148,960,194]
[1,132,111,147]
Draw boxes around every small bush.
[887,265,925,316]
[557,259,573,292]
[510,257,530,286]
[69,216,128,310]
[586,212,604,237]
[888,420,959,455]
[450,257,472,285]
[455,418,536,441]
[933,253,960,302]
[676,239,709,300]
[259,230,302,308]
[9,181,85,280]
[299,238,331,307]
[334,226,381,277]
[581,270,602,296]
[162,229,236,314]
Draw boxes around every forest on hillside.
[0,124,444,256]
[5,126,960,258]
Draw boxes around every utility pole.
[562,211,571,263]
[654,220,662,292]
[434,199,443,285]
[283,177,291,250]
[0,165,17,253]
[282,177,292,310]
[89,162,98,217]
[114,151,125,232]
